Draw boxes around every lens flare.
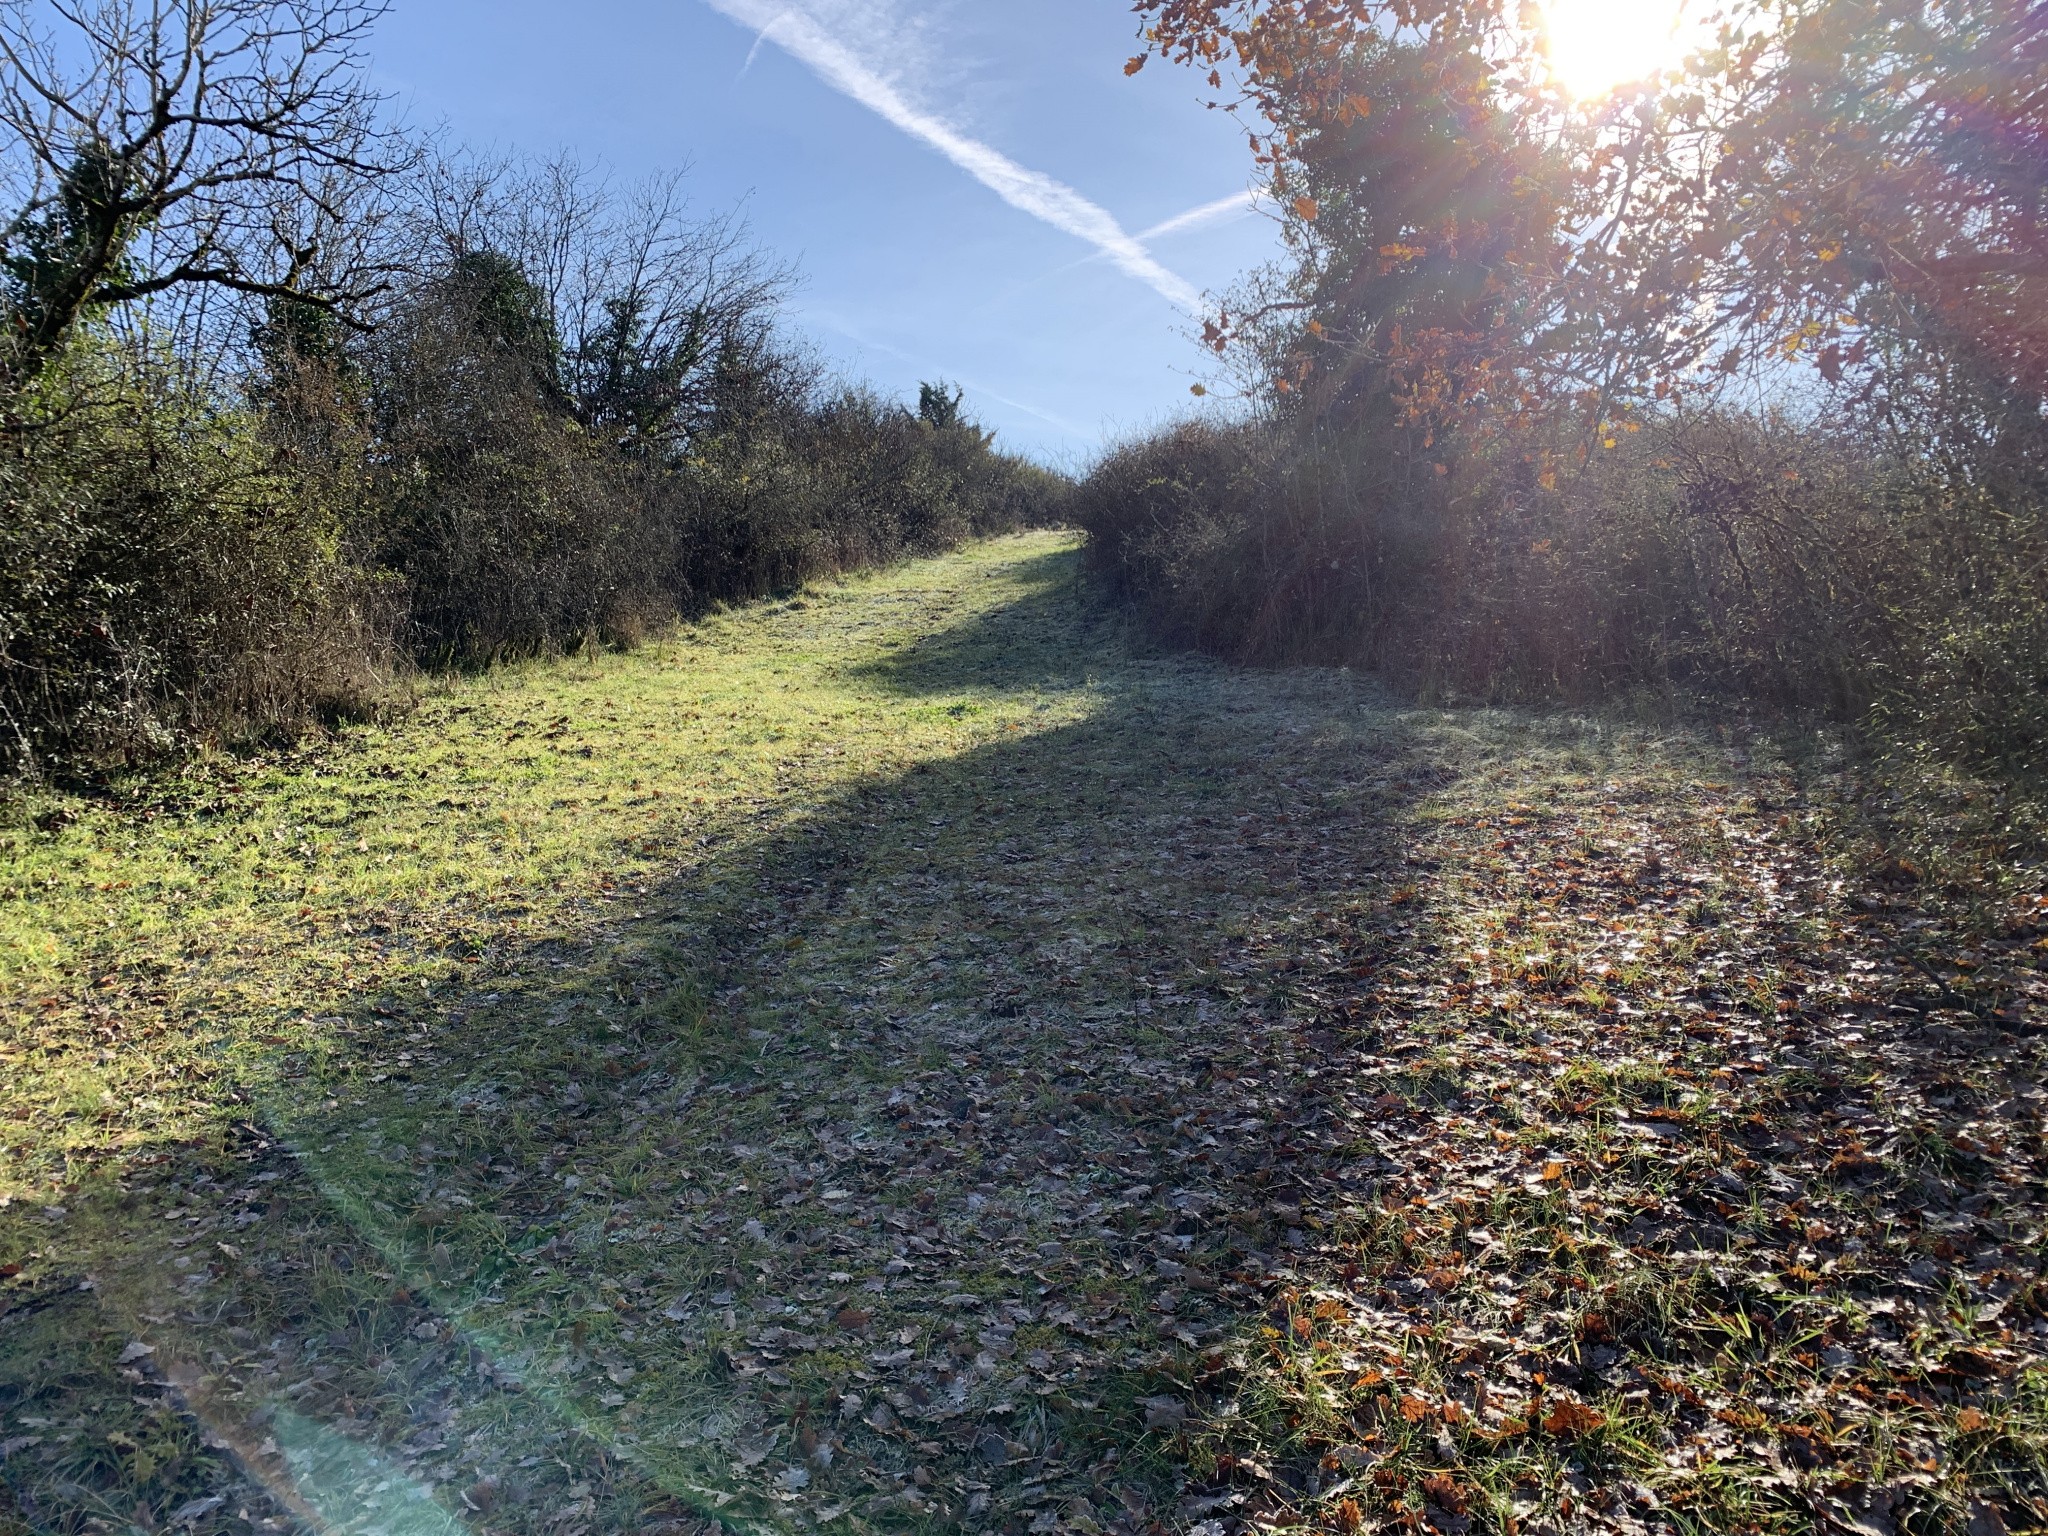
[1542,0,1694,99]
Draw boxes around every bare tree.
[545,166,791,455]
[401,151,795,457]
[0,0,410,388]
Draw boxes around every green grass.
[3,532,1282,1536]
[1,536,1107,1185]
[3,533,2043,1536]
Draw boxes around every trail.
[3,534,2042,1536]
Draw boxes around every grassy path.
[3,533,2044,1536]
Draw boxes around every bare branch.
[0,0,412,387]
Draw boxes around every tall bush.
[0,156,1065,780]
[0,338,392,778]
[1075,406,2048,776]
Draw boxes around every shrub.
[1074,407,2048,779]
[363,263,673,664]
[1,267,1065,783]
[0,136,1067,783]
[0,340,392,780]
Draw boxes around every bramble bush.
[0,298,1060,782]
[0,338,398,777]
[1075,407,2048,778]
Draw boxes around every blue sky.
[368,0,1282,462]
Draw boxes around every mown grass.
[1,536,1096,1190]
[5,535,1125,1536]
[3,532,2043,1536]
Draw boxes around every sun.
[1541,0,1696,99]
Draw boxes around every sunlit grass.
[5,532,2041,1536]
[0,533,1101,1199]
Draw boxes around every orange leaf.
[1957,1407,1988,1433]
[1124,55,1147,76]
[1422,1473,1469,1513]
[1398,1395,1433,1424]
[1541,1400,1607,1437]
[1291,195,1320,221]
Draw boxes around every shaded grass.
[1151,716,2047,1535]
[2,533,2043,1536]
[5,537,1132,1535]
[0,539,1095,1189]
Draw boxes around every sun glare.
[1542,0,1695,99]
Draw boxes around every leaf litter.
[1,534,2043,1536]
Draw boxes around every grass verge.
[3,532,2044,1536]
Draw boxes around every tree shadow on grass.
[3,551,1444,1536]
[840,545,1113,699]
[8,543,2040,1536]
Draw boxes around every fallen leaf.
[1542,1400,1607,1437]
[1141,1395,1188,1431]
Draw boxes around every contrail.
[1028,187,1267,291]
[1139,187,1265,242]
[738,23,774,76]
[806,310,1095,441]
[702,1,1206,313]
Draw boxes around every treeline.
[1082,0,2048,783]
[0,5,1060,785]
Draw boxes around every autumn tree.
[1703,0,2048,469]
[1133,0,2048,455]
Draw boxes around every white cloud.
[702,0,1207,312]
